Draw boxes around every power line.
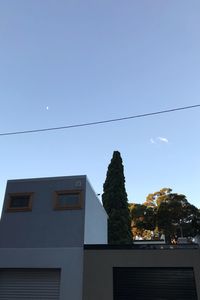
[1,104,200,137]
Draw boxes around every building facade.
[0,176,107,300]
[0,175,199,299]
[83,244,200,300]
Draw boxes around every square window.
[54,190,82,210]
[7,193,33,212]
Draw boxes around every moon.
[46,106,49,110]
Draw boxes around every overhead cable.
[0,103,200,137]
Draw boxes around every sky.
[0,0,200,209]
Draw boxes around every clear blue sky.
[0,0,200,209]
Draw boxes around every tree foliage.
[143,188,172,207]
[130,188,200,242]
[157,193,200,241]
[130,204,156,231]
[102,151,132,244]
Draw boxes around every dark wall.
[83,248,200,300]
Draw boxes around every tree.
[130,188,200,242]
[144,188,172,207]
[102,151,132,244]
[130,203,156,239]
[157,193,200,241]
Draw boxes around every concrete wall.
[0,175,109,300]
[83,247,200,300]
[84,179,107,244]
[0,247,83,300]
[0,176,86,248]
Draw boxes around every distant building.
[193,234,200,245]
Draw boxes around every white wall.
[84,179,107,244]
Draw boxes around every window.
[54,190,82,210]
[7,193,33,212]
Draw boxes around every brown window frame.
[7,192,33,212]
[54,190,83,210]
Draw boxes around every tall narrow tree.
[102,151,132,244]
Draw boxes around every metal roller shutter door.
[0,268,60,300]
[113,267,197,300]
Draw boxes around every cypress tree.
[102,151,132,244]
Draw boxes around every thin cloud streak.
[150,138,155,144]
[158,137,169,143]
[150,137,169,144]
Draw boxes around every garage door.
[113,267,197,300]
[0,268,60,300]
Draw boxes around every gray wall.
[83,248,200,300]
[0,175,109,300]
[0,176,86,248]
[84,179,107,244]
[0,247,83,300]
